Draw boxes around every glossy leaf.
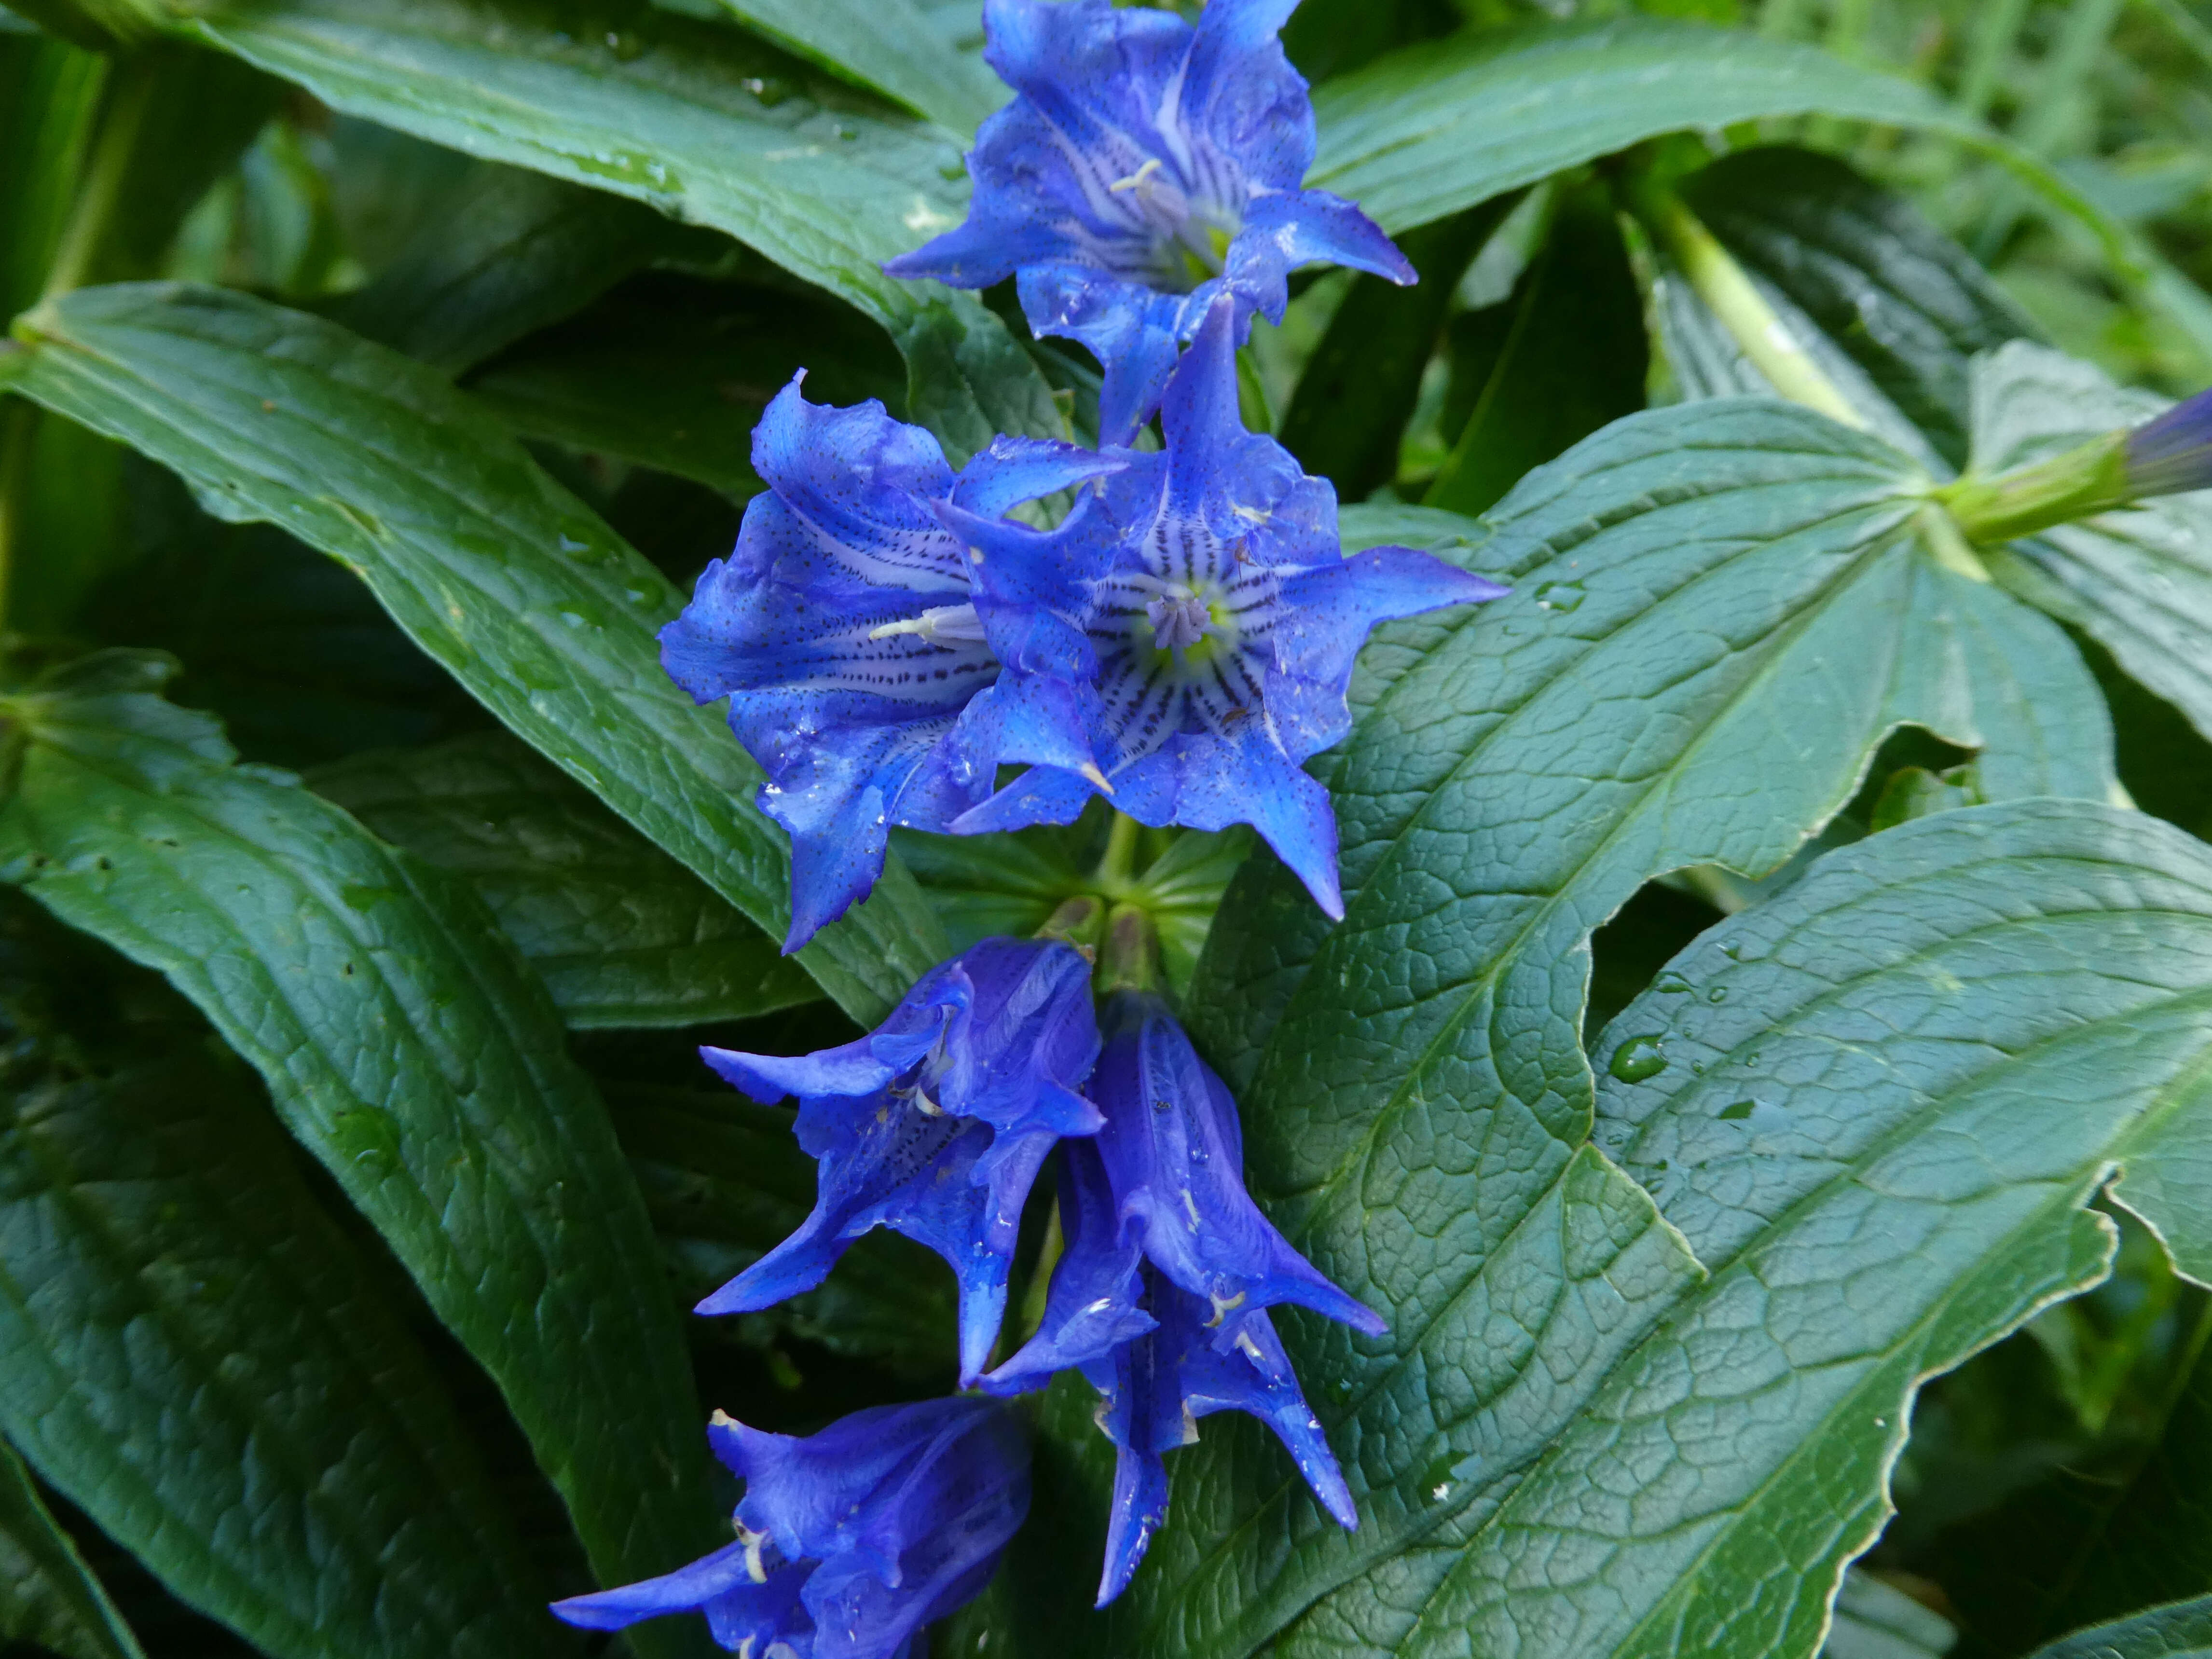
[0,1439,142,1659]
[156,0,1057,459]
[311,733,821,1029]
[1308,18,2110,247]
[1658,146,2035,471]
[2,282,946,1021]
[464,272,904,497]
[1425,187,1649,516]
[704,0,1002,134]
[1066,401,2127,1658]
[0,654,721,1643]
[334,165,698,374]
[0,886,556,1659]
[1965,343,2212,749]
[2029,1597,2212,1659]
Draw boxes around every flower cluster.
[665,0,1501,956]
[696,941,1384,1608]
[577,2,1508,1649]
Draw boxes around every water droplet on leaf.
[1654,972,1691,995]
[1533,580,1585,612]
[1609,1034,1667,1083]
[1717,1100,1755,1122]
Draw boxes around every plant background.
[5,0,2212,1657]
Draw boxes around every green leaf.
[1964,343,2212,749]
[333,164,700,373]
[3,282,945,1021]
[0,886,558,1659]
[1308,18,2117,256]
[1277,197,1518,499]
[1657,146,2035,471]
[311,733,821,1029]
[605,1080,957,1376]
[0,1438,143,1659]
[2028,1597,2212,1659]
[703,0,1003,134]
[1084,403,2123,1659]
[0,654,721,1643]
[464,271,904,497]
[1192,399,2113,1092]
[1424,185,1648,516]
[155,0,1056,458]
[0,29,103,319]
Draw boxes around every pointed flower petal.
[884,0,1406,436]
[695,938,1102,1383]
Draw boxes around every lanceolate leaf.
[1660,146,2036,471]
[1088,401,2122,1659]
[0,1438,143,1659]
[146,0,1055,458]
[311,734,821,1029]
[0,890,556,1659]
[0,655,720,1644]
[1964,343,2212,750]
[704,0,1003,134]
[2,282,946,1022]
[1307,18,2115,251]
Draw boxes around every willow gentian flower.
[552,1397,1029,1658]
[660,379,1119,951]
[984,992,1379,1601]
[884,0,1414,441]
[942,296,1506,917]
[2125,384,2212,496]
[696,937,1102,1384]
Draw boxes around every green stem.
[1627,175,1869,432]
[1094,809,1143,890]
[1934,431,2133,546]
[39,54,156,304]
[1096,902,1161,997]
[0,397,33,650]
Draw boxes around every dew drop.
[1707,985,1727,1003]
[1716,1100,1755,1121]
[1533,579,1585,612]
[1653,971,1691,996]
[1609,1034,1667,1083]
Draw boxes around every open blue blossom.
[884,0,1414,441]
[696,937,1102,1385]
[2126,384,2212,497]
[942,296,1506,917]
[660,377,1120,952]
[983,992,1379,1601]
[552,1397,1029,1658]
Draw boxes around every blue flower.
[660,378,1120,952]
[941,296,1506,918]
[552,1397,1029,1658]
[984,992,1379,1601]
[2127,384,2212,497]
[884,0,1415,442]
[695,937,1103,1385]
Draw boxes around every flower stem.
[1094,809,1143,890]
[1035,894,1105,955]
[1096,902,1161,997]
[1934,431,2133,546]
[0,398,32,652]
[1624,173,1869,433]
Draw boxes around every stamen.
[1109,157,1165,194]
[1146,590,1212,651]
[868,603,988,644]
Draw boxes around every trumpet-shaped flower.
[944,297,1506,917]
[2126,384,2212,497]
[552,1397,1029,1659]
[983,994,1379,1601]
[884,0,1415,441]
[695,937,1102,1385]
[660,377,1119,952]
